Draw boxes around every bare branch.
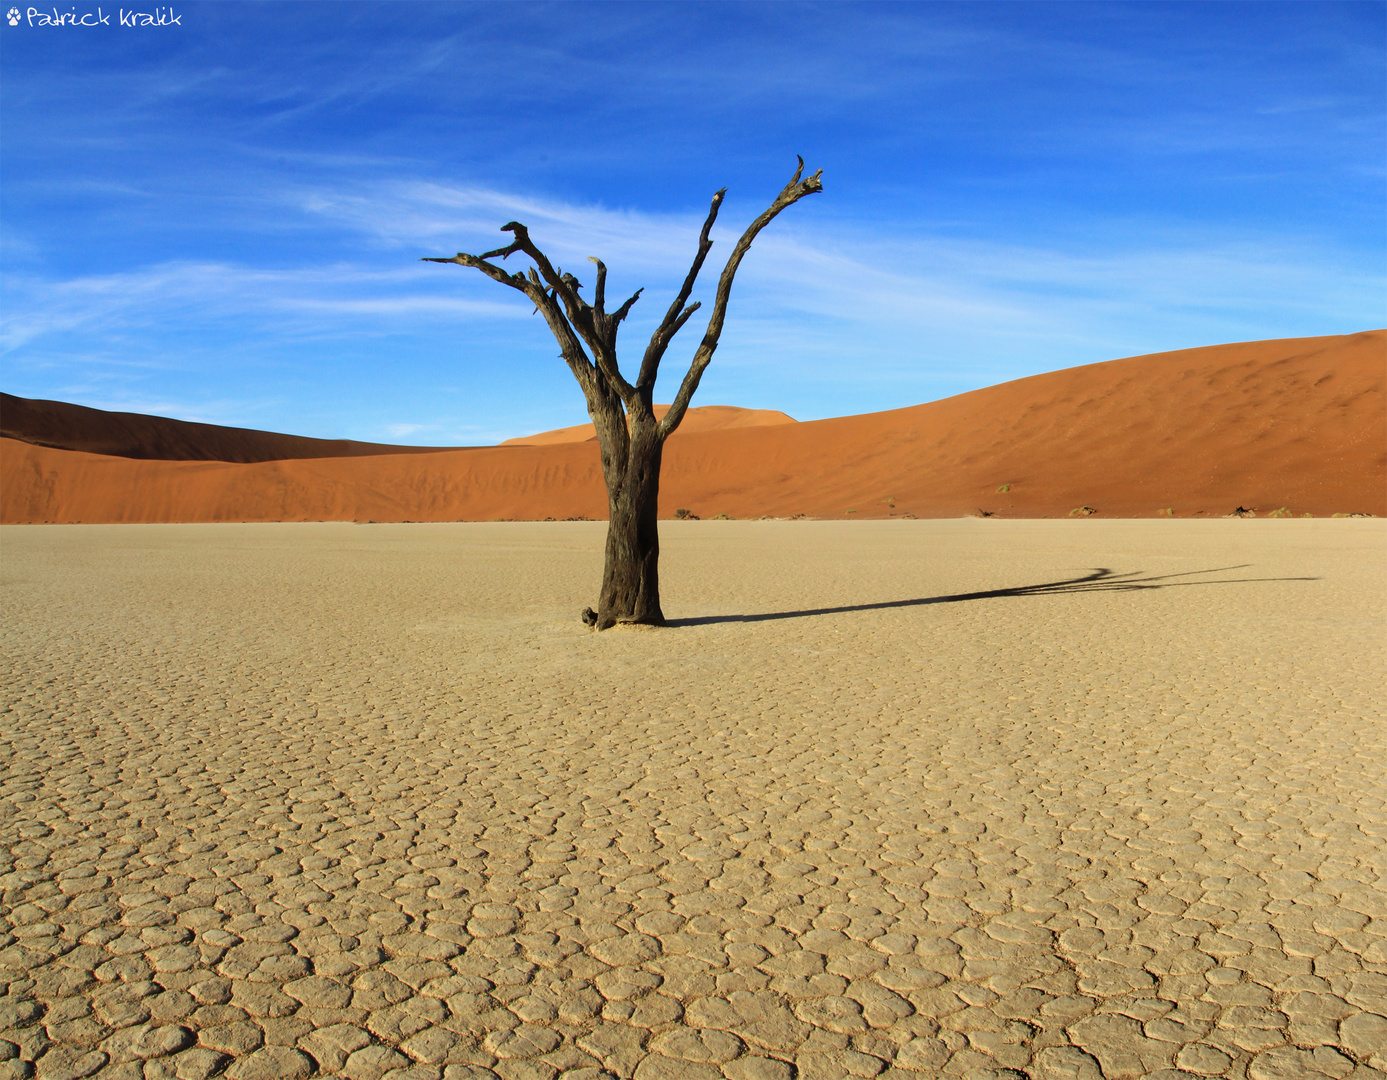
[670,301,701,336]
[658,159,823,441]
[593,345,637,402]
[463,227,648,407]
[501,227,639,401]
[492,222,592,326]
[478,238,525,261]
[422,243,599,396]
[575,273,637,399]
[491,226,642,402]
[587,257,607,314]
[420,253,526,290]
[635,188,725,391]
[611,288,644,324]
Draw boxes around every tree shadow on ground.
[665,565,1318,627]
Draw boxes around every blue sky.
[2,1,1382,445]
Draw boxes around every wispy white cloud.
[387,179,1379,347]
[306,175,1381,341]
[301,180,716,276]
[5,171,1379,437]
[9,177,1379,419]
[0,260,528,354]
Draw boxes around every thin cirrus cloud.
[298,178,1378,385]
[304,180,722,277]
[6,175,1377,435]
[311,176,1374,333]
[1,261,526,354]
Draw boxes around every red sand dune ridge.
[3,332,1383,523]
[0,392,455,462]
[500,404,797,445]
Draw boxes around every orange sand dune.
[3,332,1382,524]
[0,392,458,462]
[501,404,797,445]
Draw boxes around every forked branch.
[422,240,600,396]
[423,157,822,440]
[658,157,823,440]
[635,189,726,391]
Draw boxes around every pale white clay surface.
[2,520,1384,1080]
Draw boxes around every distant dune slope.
[501,405,797,445]
[3,332,1382,523]
[0,392,457,462]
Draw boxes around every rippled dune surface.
[5,331,1383,524]
[2,520,1384,1080]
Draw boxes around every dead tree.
[425,159,823,629]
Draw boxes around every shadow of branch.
[665,566,1318,627]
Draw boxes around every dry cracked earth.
[1,520,1383,1080]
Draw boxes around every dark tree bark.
[425,159,823,629]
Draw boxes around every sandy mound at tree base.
[2,331,1381,523]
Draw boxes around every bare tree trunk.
[596,430,663,628]
[426,159,823,629]
[579,400,664,627]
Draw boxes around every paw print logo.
[6,8,20,25]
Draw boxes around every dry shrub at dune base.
[1,331,1382,524]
